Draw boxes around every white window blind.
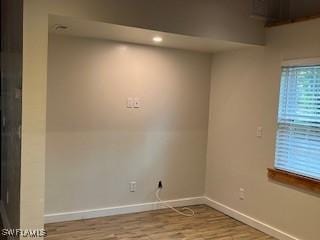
[275,62,320,180]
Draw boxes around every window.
[275,59,320,181]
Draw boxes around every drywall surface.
[45,35,211,214]
[206,19,320,240]
[47,0,265,45]
[21,0,48,238]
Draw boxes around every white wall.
[206,19,320,240]
[48,0,265,45]
[45,35,211,214]
[21,0,48,239]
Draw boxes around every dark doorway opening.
[0,0,23,232]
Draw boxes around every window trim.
[268,168,320,194]
[270,58,320,193]
[282,57,320,67]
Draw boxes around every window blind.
[275,64,320,180]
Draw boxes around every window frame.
[269,58,320,193]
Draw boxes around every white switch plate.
[256,126,263,138]
[133,98,140,108]
[239,188,245,200]
[127,98,134,108]
[129,181,136,192]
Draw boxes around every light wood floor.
[45,205,277,240]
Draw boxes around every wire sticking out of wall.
[155,188,195,217]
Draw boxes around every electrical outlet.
[239,188,245,200]
[129,181,136,192]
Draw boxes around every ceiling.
[49,15,257,53]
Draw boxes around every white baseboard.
[45,196,301,240]
[44,196,204,224]
[204,197,300,240]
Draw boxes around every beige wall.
[45,35,211,214]
[47,0,265,45]
[21,0,48,238]
[27,2,319,238]
[206,19,320,240]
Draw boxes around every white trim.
[45,196,302,240]
[204,197,301,240]
[282,57,320,67]
[44,196,204,224]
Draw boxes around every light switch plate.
[127,98,134,108]
[133,98,140,108]
[256,126,263,138]
[239,188,245,200]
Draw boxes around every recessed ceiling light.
[153,36,163,43]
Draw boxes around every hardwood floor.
[45,205,276,240]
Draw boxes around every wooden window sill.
[268,168,320,194]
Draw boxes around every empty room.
[0,1,320,240]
